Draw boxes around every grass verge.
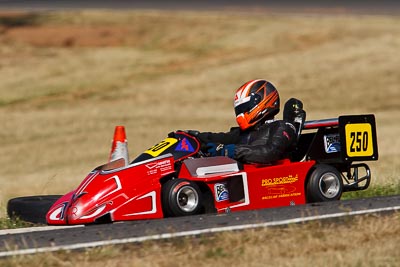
[0,213,399,267]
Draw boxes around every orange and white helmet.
[234,79,280,130]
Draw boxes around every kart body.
[47,114,378,225]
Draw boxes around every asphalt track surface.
[0,0,399,15]
[0,195,399,257]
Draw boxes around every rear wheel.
[162,179,202,217]
[7,195,62,224]
[306,165,343,203]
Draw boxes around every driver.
[189,79,305,164]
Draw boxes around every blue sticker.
[175,138,195,152]
[327,143,341,153]
[324,134,341,154]
[215,183,229,202]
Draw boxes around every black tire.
[306,164,343,203]
[7,195,62,224]
[162,179,202,217]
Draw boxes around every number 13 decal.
[145,138,177,157]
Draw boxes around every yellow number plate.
[145,138,177,157]
[345,123,373,157]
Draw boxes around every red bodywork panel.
[47,155,316,225]
[178,158,315,213]
[47,156,175,224]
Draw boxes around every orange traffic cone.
[109,126,129,166]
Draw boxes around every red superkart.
[42,114,378,225]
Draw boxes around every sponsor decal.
[261,174,301,200]
[267,185,296,195]
[175,138,195,152]
[145,159,172,175]
[215,183,229,202]
[261,174,298,187]
[324,133,341,153]
[262,192,301,200]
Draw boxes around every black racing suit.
[196,120,297,164]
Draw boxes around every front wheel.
[306,164,343,203]
[162,179,202,217]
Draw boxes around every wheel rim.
[176,186,198,212]
[319,172,340,198]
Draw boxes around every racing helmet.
[234,79,280,130]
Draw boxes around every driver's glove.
[206,143,236,158]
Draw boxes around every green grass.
[0,217,34,229]
[342,181,400,200]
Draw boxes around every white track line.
[0,225,84,235]
[1,205,399,257]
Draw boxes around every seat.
[283,98,306,143]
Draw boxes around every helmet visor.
[234,93,262,116]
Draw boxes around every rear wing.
[304,118,339,129]
[298,114,378,163]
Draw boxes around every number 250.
[350,131,368,152]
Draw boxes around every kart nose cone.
[46,195,105,225]
[66,202,108,224]
[46,191,74,225]
[47,202,68,224]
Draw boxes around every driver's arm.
[234,122,296,164]
[196,127,242,145]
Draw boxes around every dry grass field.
[1,214,399,267]
[0,10,399,266]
